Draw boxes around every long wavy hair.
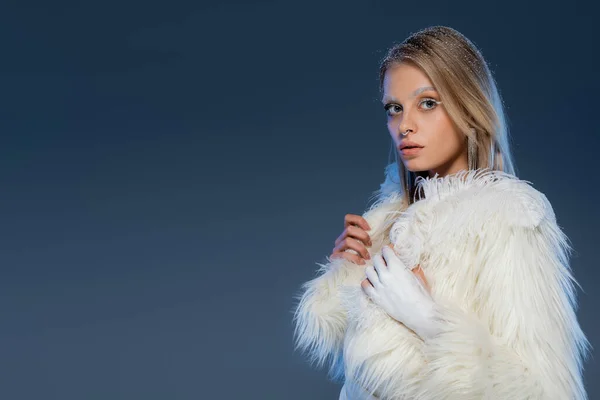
[379,26,516,205]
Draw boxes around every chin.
[402,159,430,173]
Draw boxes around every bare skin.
[329,214,372,266]
[333,61,470,293]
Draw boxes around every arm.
[292,256,359,381]
[413,191,591,399]
[292,192,405,380]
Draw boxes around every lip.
[400,147,423,157]
[398,140,424,150]
[398,141,424,157]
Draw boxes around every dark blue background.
[0,0,597,398]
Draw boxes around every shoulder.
[460,171,555,230]
[364,162,406,222]
[370,162,402,204]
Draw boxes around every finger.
[330,251,366,265]
[335,225,372,249]
[344,214,371,232]
[364,265,381,289]
[333,229,345,247]
[372,254,390,281]
[333,237,370,260]
[361,278,376,298]
[381,245,407,273]
[347,225,373,247]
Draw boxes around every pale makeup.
[381,62,468,177]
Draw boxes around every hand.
[361,245,441,339]
[330,214,372,265]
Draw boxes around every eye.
[419,98,441,110]
[383,98,441,117]
[383,103,402,117]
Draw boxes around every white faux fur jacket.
[293,165,590,400]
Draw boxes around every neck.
[427,153,469,178]
[428,166,469,179]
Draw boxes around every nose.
[399,128,413,137]
[398,112,416,138]
[398,122,415,138]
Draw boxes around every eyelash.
[383,98,441,117]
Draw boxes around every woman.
[292,26,591,399]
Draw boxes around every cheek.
[387,121,400,144]
[429,116,462,149]
[387,119,396,133]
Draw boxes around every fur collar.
[376,162,524,202]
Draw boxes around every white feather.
[293,165,591,399]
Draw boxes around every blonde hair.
[379,26,516,204]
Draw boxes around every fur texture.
[292,163,591,400]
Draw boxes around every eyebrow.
[381,86,438,104]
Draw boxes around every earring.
[467,128,477,170]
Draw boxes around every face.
[381,62,468,177]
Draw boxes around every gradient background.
[0,1,598,399]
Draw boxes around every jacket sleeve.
[292,191,404,381]
[413,186,591,400]
[292,256,359,381]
